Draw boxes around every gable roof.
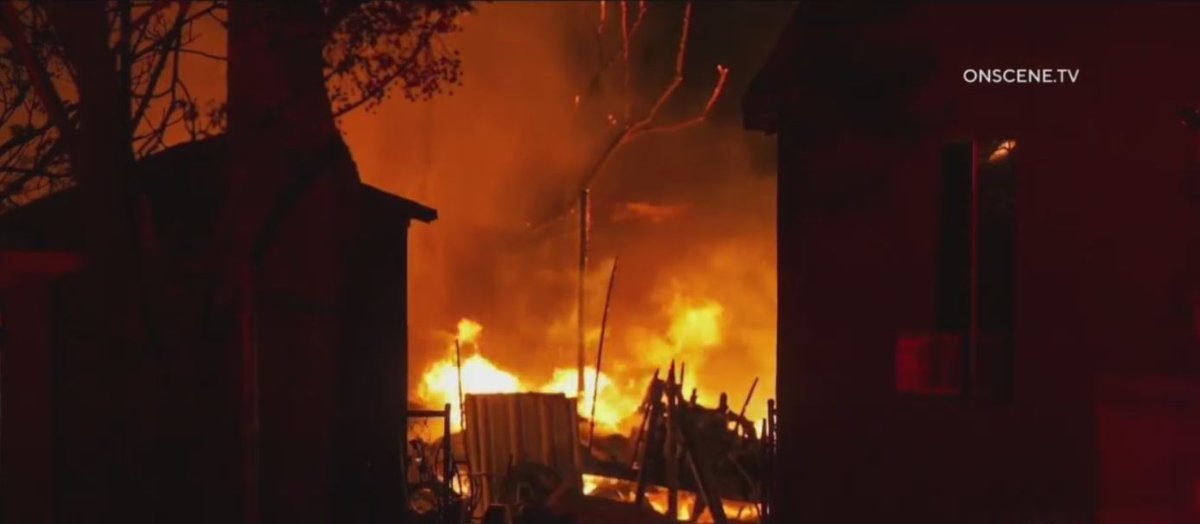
[0,136,436,252]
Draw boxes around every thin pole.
[737,377,759,421]
[577,189,590,399]
[455,339,466,433]
[587,258,619,451]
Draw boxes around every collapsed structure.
[406,360,775,524]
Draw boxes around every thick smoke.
[339,2,792,425]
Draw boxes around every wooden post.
[676,406,728,524]
[737,377,759,421]
[633,378,664,507]
[628,368,659,470]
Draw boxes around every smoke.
[337,1,790,423]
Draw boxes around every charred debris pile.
[405,361,777,524]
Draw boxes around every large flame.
[415,309,738,435]
[539,367,641,434]
[416,318,642,433]
[456,318,483,345]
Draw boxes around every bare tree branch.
[583,1,730,191]
[131,0,191,133]
[177,47,225,61]
[0,119,54,160]
[532,1,730,232]
[0,137,67,202]
[0,0,463,209]
[0,2,78,152]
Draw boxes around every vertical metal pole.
[577,189,590,399]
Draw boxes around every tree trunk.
[42,2,147,521]
[225,2,361,522]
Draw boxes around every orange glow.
[417,319,644,434]
[361,2,779,451]
[415,302,762,435]
[610,201,688,224]
[582,474,760,522]
[539,367,642,434]
[988,139,1017,163]
[456,318,483,346]
[417,351,524,430]
[669,300,722,349]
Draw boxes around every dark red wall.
[773,5,1200,522]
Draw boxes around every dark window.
[896,139,1015,399]
[974,139,1016,402]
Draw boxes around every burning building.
[746,3,1200,523]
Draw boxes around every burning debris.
[401,2,779,522]
[408,311,775,523]
[407,364,775,524]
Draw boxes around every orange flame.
[582,474,760,522]
[417,295,762,434]
[456,318,483,345]
[417,318,642,433]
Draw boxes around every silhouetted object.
[482,504,514,524]
[463,393,583,509]
[0,137,436,522]
[588,257,619,452]
[745,3,1200,522]
[406,404,465,523]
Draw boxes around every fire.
[539,367,641,434]
[456,318,483,345]
[417,352,524,429]
[639,297,725,382]
[669,300,722,349]
[416,318,643,433]
[582,474,760,522]
[416,296,755,436]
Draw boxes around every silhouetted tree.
[0,0,468,210]
[0,1,470,521]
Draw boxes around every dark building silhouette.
[745,4,1200,522]
[0,137,434,522]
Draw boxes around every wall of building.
[774,5,1200,522]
